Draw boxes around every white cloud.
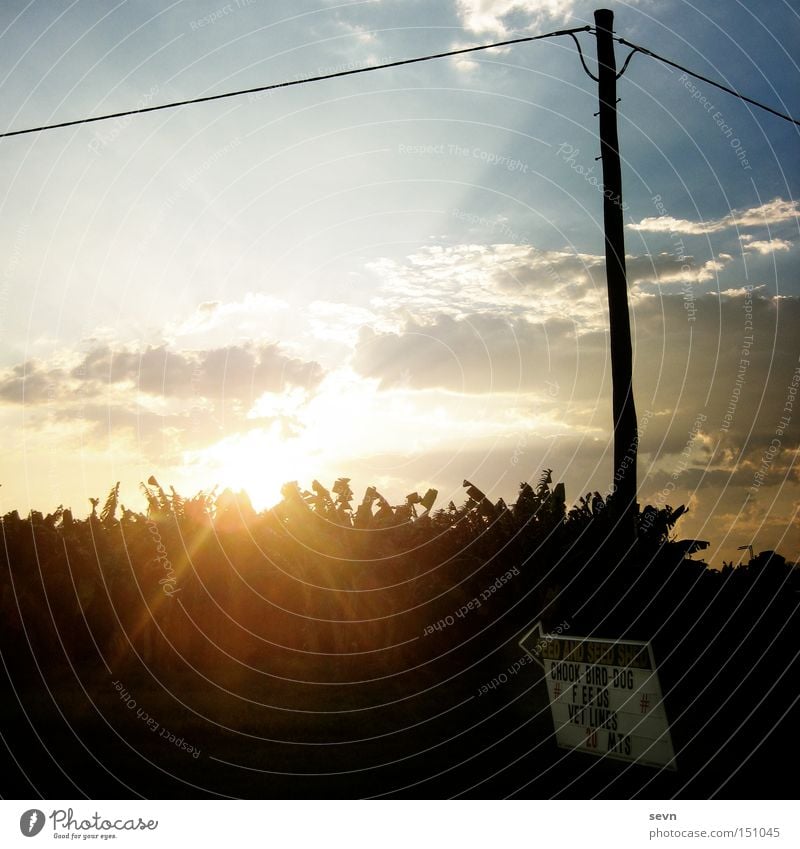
[367,243,608,331]
[628,198,800,235]
[627,252,733,286]
[739,234,793,255]
[367,243,735,332]
[730,198,799,228]
[628,215,722,236]
[456,1,575,36]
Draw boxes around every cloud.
[354,312,561,393]
[0,341,326,472]
[448,40,512,72]
[456,1,576,36]
[167,293,291,344]
[0,361,65,405]
[739,234,793,255]
[354,290,800,461]
[352,307,617,409]
[628,198,800,235]
[306,300,379,347]
[626,252,733,285]
[362,248,800,529]
[349,286,800,566]
[0,342,324,406]
[367,243,609,333]
[366,243,733,335]
[630,293,800,497]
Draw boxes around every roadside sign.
[520,622,677,770]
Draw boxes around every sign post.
[520,623,677,770]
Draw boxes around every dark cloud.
[488,249,597,293]
[492,250,728,293]
[353,308,610,400]
[0,342,324,470]
[634,292,799,452]
[0,362,65,404]
[354,292,800,489]
[354,313,565,394]
[0,342,324,406]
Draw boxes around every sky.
[0,0,798,567]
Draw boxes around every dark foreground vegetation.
[1,472,798,799]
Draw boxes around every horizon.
[8,470,799,571]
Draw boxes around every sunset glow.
[0,0,797,569]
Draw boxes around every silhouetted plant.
[100,482,120,527]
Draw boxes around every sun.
[185,423,312,511]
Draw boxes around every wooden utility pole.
[594,9,638,537]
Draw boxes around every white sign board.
[520,623,677,770]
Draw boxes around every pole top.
[594,9,614,30]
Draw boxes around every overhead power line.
[0,26,590,140]
[617,37,800,128]
[1,24,797,140]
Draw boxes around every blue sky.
[1,0,798,566]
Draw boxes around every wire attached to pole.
[1,23,796,139]
[571,30,636,84]
[617,36,800,127]
[569,31,599,82]
[0,25,591,140]
[616,47,640,80]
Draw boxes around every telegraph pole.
[594,9,638,539]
